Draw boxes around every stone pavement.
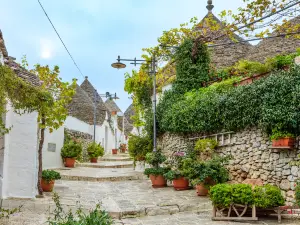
[117,212,300,225]
[55,167,143,182]
[1,154,300,225]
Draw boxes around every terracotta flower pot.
[149,175,167,188]
[64,158,76,168]
[272,138,295,148]
[196,183,209,196]
[112,149,118,154]
[41,179,55,192]
[90,158,98,163]
[173,177,189,191]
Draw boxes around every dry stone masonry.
[158,127,300,205]
[64,128,93,162]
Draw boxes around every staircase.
[55,153,143,182]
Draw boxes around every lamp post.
[111,55,157,152]
[93,90,118,143]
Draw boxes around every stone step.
[78,161,133,169]
[101,156,132,162]
[55,167,143,182]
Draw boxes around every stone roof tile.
[80,78,107,125]
[105,99,121,113]
[124,104,135,125]
[68,85,95,125]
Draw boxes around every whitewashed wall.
[2,104,38,199]
[64,115,121,155]
[42,127,64,169]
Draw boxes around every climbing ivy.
[0,64,53,134]
[157,66,300,135]
[173,38,210,94]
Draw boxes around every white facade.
[64,115,121,154]
[42,127,64,169]
[1,103,38,199]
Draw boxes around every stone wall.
[158,128,300,205]
[64,128,93,162]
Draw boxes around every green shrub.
[253,185,285,208]
[42,170,61,183]
[157,66,300,136]
[266,55,294,70]
[145,151,166,167]
[209,183,234,208]
[296,181,300,207]
[210,184,285,209]
[194,139,218,154]
[182,157,229,186]
[61,141,82,159]
[233,60,270,77]
[210,184,253,208]
[47,193,113,225]
[144,167,170,177]
[163,170,182,181]
[128,135,152,161]
[231,184,254,206]
[87,142,104,159]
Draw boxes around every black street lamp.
[112,55,157,152]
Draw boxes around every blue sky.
[0,0,243,112]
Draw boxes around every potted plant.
[61,140,82,168]
[128,135,152,172]
[87,142,104,163]
[182,157,229,196]
[119,143,127,153]
[41,170,61,192]
[164,151,190,191]
[112,149,118,155]
[271,128,295,148]
[144,151,169,188]
[164,170,189,191]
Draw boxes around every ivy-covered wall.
[158,128,300,205]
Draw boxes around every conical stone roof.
[124,104,135,125]
[117,116,133,136]
[105,99,121,113]
[80,77,107,125]
[197,12,253,69]
[68,84,94,125]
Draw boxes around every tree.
[0,64,53,135]
[32,64,76,195]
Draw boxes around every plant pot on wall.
[272,138,295,148]
[173,177,189,191]
[150,175,167,188]
[90,158,98,163]
[64,158,76,168]
[112,149,118,154]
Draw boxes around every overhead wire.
[37,0,85,79]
